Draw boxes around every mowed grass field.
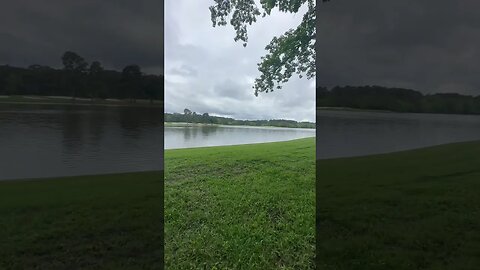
[5,137,477,269]
[0,171,163,269]
[165,138,316,269]
[317,141,480,270]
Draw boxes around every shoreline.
[0,95,163,108]
[317,106,394,113]
[165,136,316,151]
[165,121,316,130]
[317,106,480,116]
[317,139,480,161]
[3,139,479,182]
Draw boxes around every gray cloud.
[165,1,315,122]
[213,79,253,101]
[0,0,163,74]
[169,65,198,77]
[317,0,480,95]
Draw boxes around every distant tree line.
[317,86,480,115]
[165,109,315,129]
[0,51,163,102]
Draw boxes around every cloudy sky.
[0,0,163,74]
[317,0,480,95]
[165,1,315,122]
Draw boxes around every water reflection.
[165,125,315,149]
[180,125,220,141]
[0,104,163,180]
[316,110,480,159]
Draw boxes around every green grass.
[6,137,476,269]
[165,138,316,269]
[0,171,163,269]
[317,141,480,270]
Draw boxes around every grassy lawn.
[6,137,476,269]
[0,171,163,269]
[317,141,480,270]
[165,138,316,269]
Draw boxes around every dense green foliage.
[0,51,163,102]
[165,138,315,269]
[0,171,163,269]
[165,109,315,128]
[317,85,480,114]
[317,141,480,269]
[210,0,329,95]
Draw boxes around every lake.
[164,124,315,149]
[3,104,480,180]
[0,103,163,180]
[317,110,480,159]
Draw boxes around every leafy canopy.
[210,0,329,96]
[61,51,88,73]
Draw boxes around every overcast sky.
[318,0,480,95]
[165,1,315,122]
[0,0,163,75]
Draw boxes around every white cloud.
[165,1,315,122]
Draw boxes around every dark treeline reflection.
[317,86,480,114]
[0,104,163,180]
[164,124,315,149]
[59,105,162,147]
[0,51,163,102]
[316,110,480,159]
[182,125,220,141]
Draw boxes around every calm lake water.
[317,110,480,159]
[3,104,480,180]
[0,104,163,180]
[164,125,315,149]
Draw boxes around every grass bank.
[165,138,316,269]
[317,141,480,269]
[0,171,163,269]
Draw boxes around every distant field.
[317,141,480,269]
[0,95,163,107]
[0,171,163,269]
[165,138,316,269]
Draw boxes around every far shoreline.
[164,121,316,130]
[0,95,163,108]
[317,106,394,113]
[317,106,480,116]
